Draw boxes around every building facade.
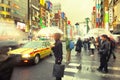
[0,0,11,18]
[108,0,114,30]
[45,0,52,27]
[112,0,120,30]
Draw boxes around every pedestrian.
[51,33,63,80]
[89,37,96,56]
[75,37,83,55]
[97,34,109,73]
[83,38,88,51]
[96,36,101,54]
[66,38,74,63]
[107,37,116,62]
[87,38,91,51]
[28,32,33,41]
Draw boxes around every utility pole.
[28,0,32,33]
[75,23,79,35]
[85,17,90,33]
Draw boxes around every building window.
[0,0,3,3]
[4,0,9,5]
[0,14,5,18]
[8,1,10,5]
[0,6,4,11]
[6,8,11,12]
[6,15,11,18]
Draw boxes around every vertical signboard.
[40,0,45,6]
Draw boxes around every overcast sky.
[50,0,95,25]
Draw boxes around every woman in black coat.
[75,38,83,55]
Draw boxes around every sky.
[50,0,95,25]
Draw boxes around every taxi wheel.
[33,55,40,65]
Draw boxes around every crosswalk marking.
[65,68,79,73]
[63,62,120,80]
[62,75,73,80]
[62,46,120,80]
[68,63,80,67]
[73,77,90,80]
[80,64,120,71]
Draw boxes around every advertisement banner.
[40,0,45,6]
[61,12,65,19]
[96,18,100,22]
[105,11,109,23]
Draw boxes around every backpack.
[69,41,74,50]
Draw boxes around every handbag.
[90,43,95,49]
[75,46,80,51]
[53,64,65,77]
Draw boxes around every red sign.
[68,20,71,24]
[93,6,96,13]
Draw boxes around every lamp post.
[28,0,32,33]
[75,23,79,35]
[85,17,90,33]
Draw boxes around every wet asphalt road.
[10,43,120,80]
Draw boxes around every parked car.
[7,41,52,65]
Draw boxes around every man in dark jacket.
[51,33,63,80]
[97,35,109,73]
[75,37,82,55]
[107,38,116,61]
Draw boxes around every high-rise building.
[94,0,109,29]
[108,0,114,30]
[40,0,46,27]
[100,0,104,28]
[112,0,120,30]
[52,3,61,27]
[10,0,40,32]
[45,1,52,27]
[10,0,28,23]
[91,6,96,28]
[52,3,61,13]
[95,0,102,28]
[0,0,11,18]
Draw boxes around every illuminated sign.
[40,0,45,6]
[105,11,109,22]
[46,1,52,10]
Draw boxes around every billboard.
[46,1,52,10]
[40,0,45,6]
[61,12,65,19]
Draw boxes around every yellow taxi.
[7,41,52,64]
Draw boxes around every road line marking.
[62,75,73,80]
[65,68,79,73]
[68,63,80,67]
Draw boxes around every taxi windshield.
[22,41,42,48]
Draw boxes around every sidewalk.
[62,48,120,80]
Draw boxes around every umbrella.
[84,28,113,38]
[37,26,63,37]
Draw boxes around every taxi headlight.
[22,54,30,58]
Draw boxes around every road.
[10,43,120,80]
[11,42,67,80]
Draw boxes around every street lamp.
[75,22,79,35]
[85,17,90,33]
